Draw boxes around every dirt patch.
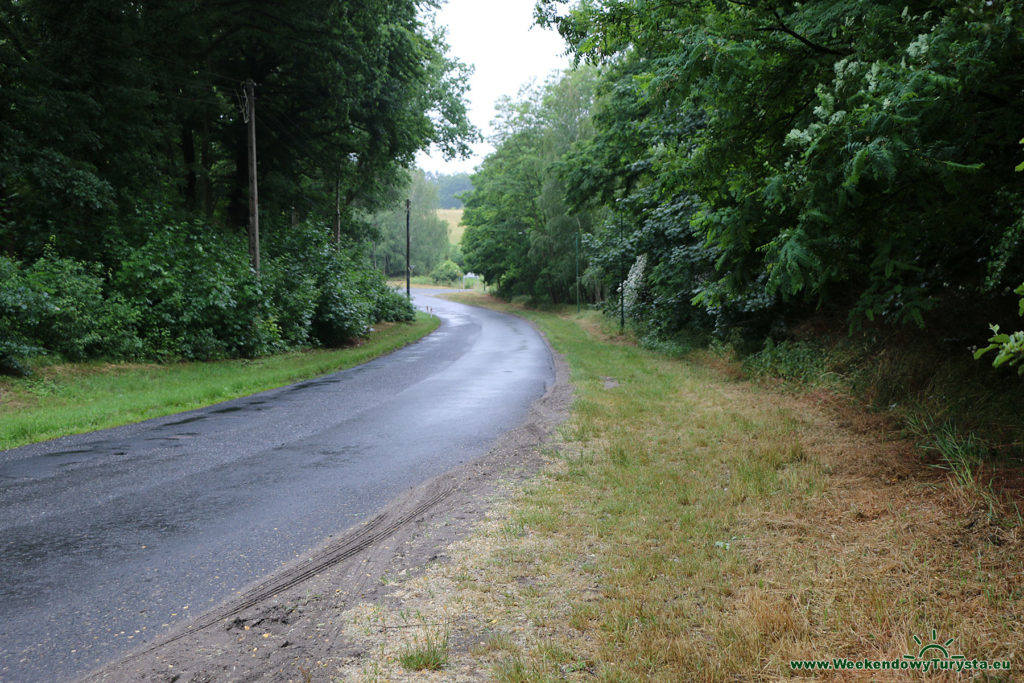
[79,338,572,683]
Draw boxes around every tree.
[0,0,477,261]
[0,0,474,368]
[536,0,1024,336]
[427,172,474,209]
[461,67,599,303]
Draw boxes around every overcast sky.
[415,0,571,175]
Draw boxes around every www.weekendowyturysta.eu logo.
[907,629,959,661]
[789,629,1012,674]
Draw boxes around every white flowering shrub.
[622,253,648,319]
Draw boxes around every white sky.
[416,0,571,175]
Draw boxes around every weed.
[500,520,526,540]
[397,615,449,671]
[906,415,1006,515]
[357,643,390,682]
[493,653,545,683]
[471,631,519,656]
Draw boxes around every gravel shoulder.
[79,331,572,683]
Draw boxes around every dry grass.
[323,296,1022,681]
[438,208,465,245]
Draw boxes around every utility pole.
[244,78,260,276]
[619,223,626,333]
[405,199,411,299]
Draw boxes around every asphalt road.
[0,290,554,683]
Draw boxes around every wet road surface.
[0,291,553,682]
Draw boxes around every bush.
[25,252,144,360]
[373,285,416,322]
[312,263,375,346]
[0,256,49,375]
[0,253,145,373]
[974,282,1024,375]
[430,259,463,285]
[744,338,830,385]
[311,251,415,345]
[1,218,420,370]
[113,222,281,360]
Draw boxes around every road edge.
[79,322,573,682]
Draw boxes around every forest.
[461,0,1024,375]
[4,0,1024,383]
[0,0,476,374]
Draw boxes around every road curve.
[0,290,553,683]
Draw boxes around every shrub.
[0,256,49,375]
[744,338,830,385]
[312,263,375,346]
[0,253,146,373]
[975,283,1024,375]
[373,285,416,322]
[112,222,281,360]
[430,259,463,285]
[25,252,144,360]
[2,218,420,369]
[262,260,318,347]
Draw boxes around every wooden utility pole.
[405,198,411,299]
[245,78,260,276]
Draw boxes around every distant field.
[437,208,464,245]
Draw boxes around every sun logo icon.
[904,629,965,661]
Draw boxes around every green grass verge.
[0,312,438,451]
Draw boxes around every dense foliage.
[0,1,472,372]
[461,67,600,303]
[430,259,464,285]
[461,0,1023,354]
[0,222,414,374]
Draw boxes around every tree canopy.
[461,66,600,303]
[1,0,475,259]
[456,0,1024,344]
[0,0,476,372]
[427,172,474,209]
[370,169,451,278]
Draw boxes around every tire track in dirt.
[136,485,458,655]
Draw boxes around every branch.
[757,9,851,56]
[721,1,852,56]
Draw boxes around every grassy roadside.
[0,312,438,451]
[327,293,1021,681]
